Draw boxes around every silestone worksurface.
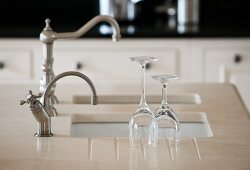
[0,83,250,170]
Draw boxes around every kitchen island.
[0,83,249,170]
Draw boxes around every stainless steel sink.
[72,93,201,105]
[70,112,212,138]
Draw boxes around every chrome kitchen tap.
[39,15,120,116]
[20,71,98,137]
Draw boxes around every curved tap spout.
[56,15,121,41]
[41,71,98,108]
[40,15,121,43]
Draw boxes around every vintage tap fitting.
[20,71,98,137]
[39,15,120,117]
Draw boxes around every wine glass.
[128,56,159,147]
[151,74,180,144]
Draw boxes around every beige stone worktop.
[0,83,250,170]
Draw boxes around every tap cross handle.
[20,90,42,106]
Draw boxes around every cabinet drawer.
[203,47,250,82]
[53,47,181,83]
[0,50,32,81]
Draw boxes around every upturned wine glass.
[151,74,180,144]
[128,56,159,147]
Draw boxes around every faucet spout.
[56,15,121,41]
[40,15,121,43]
[41,71,98,107]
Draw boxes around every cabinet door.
[49,40,187,84]
[53,49,179,83]
[0,49,32,82]
[203,48,250,82]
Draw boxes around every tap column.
[39,19,58,116]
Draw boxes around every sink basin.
[70,112,212,138]
[72,93,201,105]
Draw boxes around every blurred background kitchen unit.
[1,0,250,37]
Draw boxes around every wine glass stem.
[139,64,148,108]
[161,83,168,105]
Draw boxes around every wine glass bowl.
[155,106,180,141]
[128,56,159,147]
[129,108,158,146]
[151,74,180,143]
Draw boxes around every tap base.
[35,133,53,137]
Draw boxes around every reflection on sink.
[70,112,212,138]
[72,93,201,105]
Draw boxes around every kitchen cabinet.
[0,40,35,83]
[192,40,250,82]
[47,40,190,83]
[192,39,250,113]
[0,38,249,113]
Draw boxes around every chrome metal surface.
[41,71,98,107]
[177,0,199,25]
[99,0,143,21]
[39,15,120,116]
[20,71,98,137]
